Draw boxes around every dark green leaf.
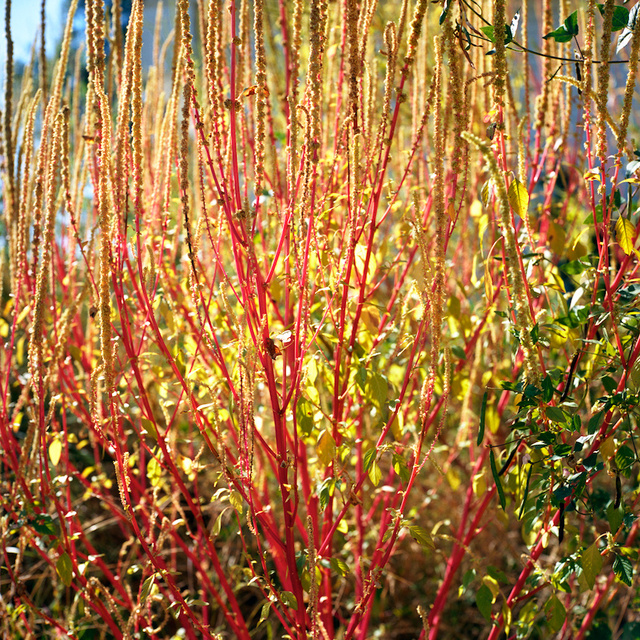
[542,375,555,403]
[546,406,566,424]
[476,584,493,621]
[615,444,636,474]
[607,503,624,532]
[613,554,634,586]
[490,449,506,510]
[597,4,630,32]
[477,391,488,446]
[439,0,452,25]
[544,595,566,632]
[543,11,579,43]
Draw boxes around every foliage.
[1,0,640,638]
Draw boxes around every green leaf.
[489,449,506,510]
[363,448,377,472]
[258,601,271,626]
[280,590,298,611]
[581,542,603,589]
[607,502,624,532]
[56,552,73,587]
[330,556,349,577]
[439,0,451,25]
[477,391,488,446]
[392,453,411,483]
[476,584,493,621]
[140,574,156,601]
[542,375,555,403]
[296,397,315,436]
[598,4,630,32]
[546,406,566,424]
[408,525,435,550]
[613,554,634,586]
[615,444,636,474]
[544,595,566,632]
[543,11,579,43]
[367,372,389,409]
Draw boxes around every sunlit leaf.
[507,179,529,219]
[544,11,579,43]
[615,217,636,256]
[316,430,336,466]
[49,439,62,467]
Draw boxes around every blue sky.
[0,0,65,77]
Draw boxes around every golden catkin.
[3,0,15,254]
[596,0,615,163]
[492,0,506,113]
[616,12,640,159]
[253,0,268,199]
[533,0,553,141]
[96,89,115,397]
[462,131,541,386]
[404,0,428,72]
[28,111,65,398]
[431,34,446,365]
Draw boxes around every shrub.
[1,0,639,638]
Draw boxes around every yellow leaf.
[508,179,529,219]
[583,167,601,182]
[447,202,456,221]
[316,430,336,466]
[615,217,636,256]
[49,438,62,466]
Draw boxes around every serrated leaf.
[508,179,529,219]
[56,552,73,587]
[581,542,603,589]
[408,525,435,550]
[615,217,636,256]
[316,430,336,466]
[613,554,634,586]
[49,439,62,466]
[476,584,494,621]
[544,595,566,632]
